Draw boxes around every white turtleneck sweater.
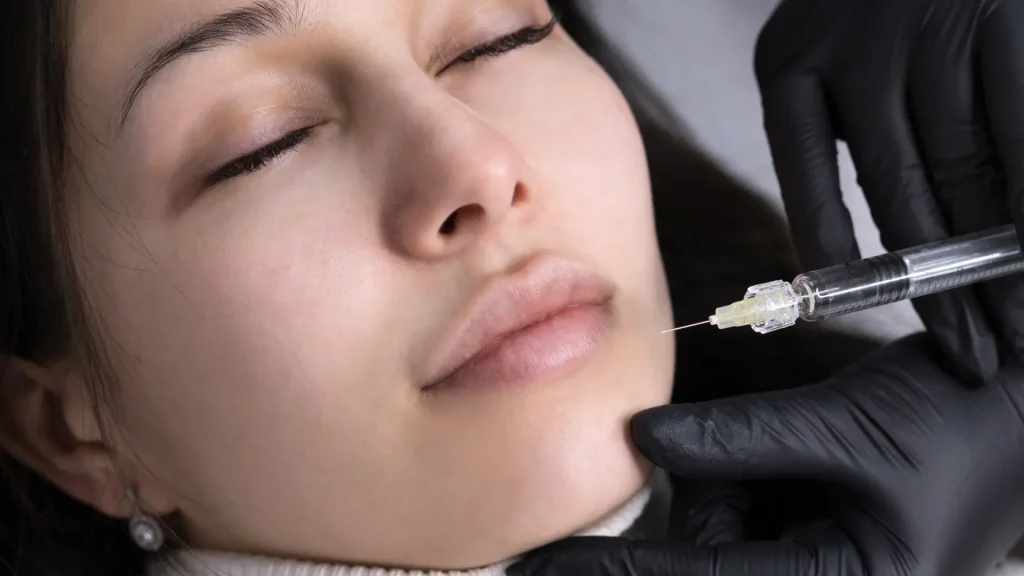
[147,472,1024,576]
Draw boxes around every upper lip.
[425,254,615,388]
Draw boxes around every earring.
[126,488,165,552]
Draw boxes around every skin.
[4,0,675,570]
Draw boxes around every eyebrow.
[116,0,308,132]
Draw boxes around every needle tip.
[661,320,710,334]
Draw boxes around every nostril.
[439,213,457,235]
[511,181,527,206]
[438,205,486,236]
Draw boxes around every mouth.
[424,255,615,392]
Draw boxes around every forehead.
[67,0,454,140]
[67,0,528,141]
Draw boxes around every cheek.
[73,174,415,476]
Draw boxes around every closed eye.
[440,16,559,74]
[208,126,314,185]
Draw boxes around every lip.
[424,255,615,391]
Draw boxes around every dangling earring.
[126,488,165,552]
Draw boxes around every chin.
[499,412,657,557]
[423,373,669,569]
[430,448,655,571]
[515,448,655,547]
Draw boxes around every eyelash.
[442,15,559,73]
[208,16,558,186]
[208,125,315,185]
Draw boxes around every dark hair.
[0,2,878,574]
[0,1,150,575]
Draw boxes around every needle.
[661,320,710,334]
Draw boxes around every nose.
[378,85,536,260]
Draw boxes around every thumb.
[630,386,857,481]
[506,530,861,576]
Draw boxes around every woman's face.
[64,0,674,569]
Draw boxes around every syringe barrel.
[793,224,1024,321]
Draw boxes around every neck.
[148,478,662,576]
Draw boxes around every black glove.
[754,0,1024,382]
[507,335,1024,576]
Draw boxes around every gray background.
[588,1,924,342]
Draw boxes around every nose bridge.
[374,75,531,259]
[392,82,520,198]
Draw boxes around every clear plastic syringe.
[699,224,1024,335]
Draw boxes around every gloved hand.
[754,0,1024,382]
[507,335,1024,576]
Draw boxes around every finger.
[830,23,997,383]
[980,1,1024,354]
[506,532,861,576]
[763,77,859,271]
[754,0,859,270]
[981,0,1024,240]
[629,388,858,482]
[908,5,1009,236]
[907,4,1018,367]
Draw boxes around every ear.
[0,357,175,519]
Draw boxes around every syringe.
[674,224,1024,335]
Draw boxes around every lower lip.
[428,304,613,392]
